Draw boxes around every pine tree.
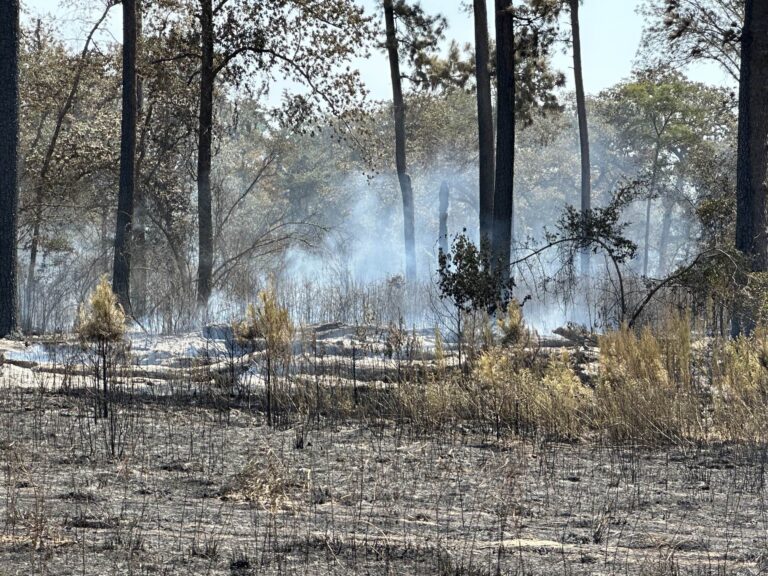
[0,0,20,338]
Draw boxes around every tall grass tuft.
[596,313,700,444]
[711,329,768,440]
[76,276,128,420]
[472,348,591,440]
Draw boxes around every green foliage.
[552,202,638,265]
[148,0,375,129]
[598,69,735,159]
[638,0,742,81]
[509,2,566,124]
[437,232,513,314]
[386,0,564,123]
[676,249,768,331]
[385,0,447,70]
[410,40,474,92]
[595,69,736,274]
[600,74,734,219]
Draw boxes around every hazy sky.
[23,0,733,100]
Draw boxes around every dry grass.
[710,329,768,441]
[596,314,701,444]
[221,306,768,446]
[7,302,768,573]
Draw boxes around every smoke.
[282,171,475,287]
[278,145,637,333]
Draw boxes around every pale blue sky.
[23,0,733,99]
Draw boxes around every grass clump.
[76,276,128,426]
[596,312,700,444]
[711,329,768,440]
[235,289,294,426]
[223,449,304,512]
[473,348,591,440]
[397,373,468,432]
[398,302,591,440]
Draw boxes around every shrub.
[76,275,127,345]
[498,299,526,347]
[437,232,512,315]
[234,290,293,361]
[438,232,514,367]
[224,449,300,512]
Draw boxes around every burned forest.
[1,0,768,574]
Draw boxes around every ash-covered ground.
[0,326,761,575]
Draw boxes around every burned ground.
[0,325,766,575]
[0,382,767,575]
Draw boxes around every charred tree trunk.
[474,0,494,248]
[0,0,19,338]
[24,216,40,332]
[101,204,110,273]
[569,0,591,277]
[384,0,417,285]
[733,0,768,336]
[438,180,449,254]
[492,0,515,286]
[132,189,147,315]
[113,0,137,313]
[132,0,147,318]
[197,0,215,312]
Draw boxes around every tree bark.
[474,0,495,248]
[197,0,215,312]
[132,0,147,318]
[733,0,768,336]
[438,180,449,254]
[492,0,515,286]
[384,0,417,285]
[113,0,138,313]
[570,0,591,277]
[0,0,19,338]
[24,217,40,332]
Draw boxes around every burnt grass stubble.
[1,337,768,575]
